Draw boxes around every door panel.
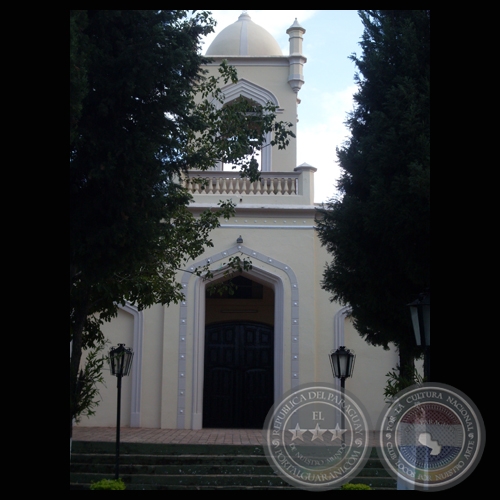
[203,322,274,428]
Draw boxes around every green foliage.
[71,339,108,423]
[316,11,430,371]
[69,10,293,429]
[70,10,88,146]
[341,483,372,490]
[384,365,424,402]
[90,478,126,490]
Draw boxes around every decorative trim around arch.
[117,302,144,427]
[178,244,300,429]
[333,305,352,348]
[219,78,281,108]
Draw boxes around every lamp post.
[408,292,430,381]
[329,346,355,446]
[108,343,134,480]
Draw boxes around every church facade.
[77,13,399,432]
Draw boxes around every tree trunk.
[398,342,415,382]
[70,328,82,440]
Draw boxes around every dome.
[206,12,283,57]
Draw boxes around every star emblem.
[310,423,328,441]
[328,423,347,441]
[288,423,307,441]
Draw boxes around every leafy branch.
[71,339,109,423]
[383,364,425,403]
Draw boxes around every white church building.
[77,12,399,432]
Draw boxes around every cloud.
[297,85,357,203]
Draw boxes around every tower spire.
[286,19,307,93]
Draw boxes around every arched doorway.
[203,275,275,428]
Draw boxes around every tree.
[316,10,430,373]
[70,10,294,438]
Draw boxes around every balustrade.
[183,172,300,196]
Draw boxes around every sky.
[199,10,365,204]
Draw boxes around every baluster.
[261,177,267,194]
[279,177,286,195]
[282,177,290,196]
[265,177,271,194]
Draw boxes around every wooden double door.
[203,322,274,428]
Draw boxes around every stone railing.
[182,171,300,196]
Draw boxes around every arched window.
[219,96,263,173]
[213,79,282,172]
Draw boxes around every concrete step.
[70,441,396,490]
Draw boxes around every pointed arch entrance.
[203,274,275,428]
[180,244,300,430]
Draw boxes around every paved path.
[72,426,383,447]
[72,427,265,445]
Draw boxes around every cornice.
[204,56,290,66]
[188,202,318,218]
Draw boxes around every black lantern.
[408,292,430,381]
[408,293,430,347]
[109,343,134,480]
[109,343,134,378]
[329,346,355,389]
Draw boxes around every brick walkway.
[72,427,266,445]
[72,426,383,447]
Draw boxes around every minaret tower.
[286,18,306,93]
